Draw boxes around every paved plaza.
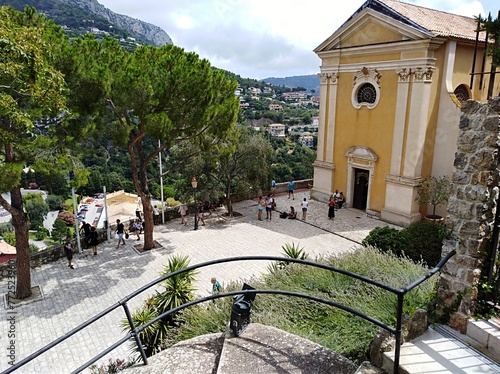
[0,191,400,373]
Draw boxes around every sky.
[96,0,499,80]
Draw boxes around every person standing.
[80,221,91,248]
[338,192,345,209]
[153,205,160,225]
[301,197,309,220]
[63,236,74,269]
[288,178,295,200]
[328,195,336,220]
[89,226,99,255]
[178,203,188,225]
[116,219,126,248]
[266,194,273,220]
[271,179,276,195]
[257,196,264,221]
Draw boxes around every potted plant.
[416,176,451,221]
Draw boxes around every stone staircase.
[122,320,500,374]
[122,323,377,374]
[383,318,500,374]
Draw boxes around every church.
[311,0,499,226]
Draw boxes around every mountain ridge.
[0,0,171,47]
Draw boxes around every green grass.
[166,246,435,364]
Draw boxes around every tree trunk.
[141,195,155,250]
[11,186,32,299]
[225,181,233,216]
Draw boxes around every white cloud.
[96,0,495,79]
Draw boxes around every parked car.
[80,205,89,211]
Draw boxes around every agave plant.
[268,242,309,273]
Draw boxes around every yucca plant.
[154,255,198,325]
[122,255,198,359]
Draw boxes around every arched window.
[356,83,377,105]
[352,67,381,109]
[454,84,470,104]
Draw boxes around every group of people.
[328,190,345,220]
[257,195,276,220]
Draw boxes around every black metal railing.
[2,251,456,374]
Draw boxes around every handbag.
[125,232,129,239]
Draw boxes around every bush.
[29,244,39,254]
[362,226,408,256]
[0,222,13,236]
[404,221,444,267]
[2,231,15,246]
[35,229,47,241]
[363,222,445,268]
[45,195,65,211]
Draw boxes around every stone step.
[382,325,500,374]
[123,332,225,374]
[216,323,358,374]
[465,318,500,361]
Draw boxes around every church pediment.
[344,146,378,162]
[315,6,432,53]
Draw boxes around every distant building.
[299,135,315,148]
[267,123,286,138]
[268,103,283,111]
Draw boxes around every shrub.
[2,232,16,246]
[363,222,445,268]
[362,226,408,256]
[46,195,65,211]
[35,230,47,241]
[57,211,75,226]
[404,221,444,267]
[0,222,13,236]
[29,244,39,254]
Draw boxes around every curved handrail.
[2,250,456,374]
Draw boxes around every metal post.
[159,140,165,224]
[192,177,198,230]
[71,186,82,254]
[103,186,110,241]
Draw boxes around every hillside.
[0,0,172,47]
[262,75,320,95]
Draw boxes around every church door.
[352,168,369,210]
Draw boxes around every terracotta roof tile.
[379,0,481,41]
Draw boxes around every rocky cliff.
[68,0,172,46]
[0,0,172,47]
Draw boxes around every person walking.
[89,226,99,255]
[328,195,336,220]
[178,203,188,225]
[116,219,126,248]
[288,178,295,200]
[257,196,264,221]
[211,277,222,303]
[198,201,206,226]
[63,236,74,269]
[133,218,142,240]
[301,197,309,220]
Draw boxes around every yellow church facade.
[311,0,499,226]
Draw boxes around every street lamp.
[191,177,198,230]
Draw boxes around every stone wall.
[440,97,500,332]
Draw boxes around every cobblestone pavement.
[0,191,400,374]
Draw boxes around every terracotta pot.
[423,215,444,224]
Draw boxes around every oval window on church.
[356,83,377,105]
[454,84,470,104]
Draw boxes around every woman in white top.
[301,198,309,220]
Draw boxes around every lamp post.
[191,177,198,230]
